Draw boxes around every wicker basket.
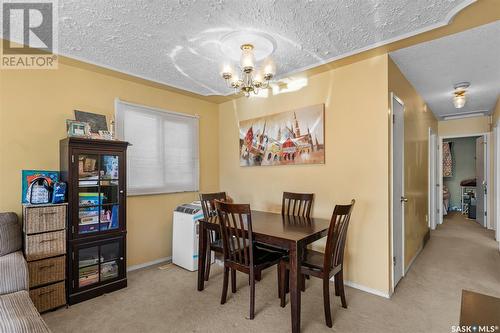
[24,204,66,234]
[28,256,65,288]
[29,281,65,313]
[25,230,66,261]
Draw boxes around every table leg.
[289,241,302,333]
[197,221,207,291]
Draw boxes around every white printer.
[172,201,214,271]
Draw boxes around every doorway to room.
[391,93,405,292]
[438,134,489,229]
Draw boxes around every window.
[115,99,199,195]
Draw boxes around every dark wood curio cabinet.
[60,137,129,305]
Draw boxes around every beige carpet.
[43,213,500,332]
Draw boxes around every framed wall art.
[239,104,325,167]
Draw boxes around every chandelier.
[221,43,275,97]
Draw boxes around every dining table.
[197,210,332,333]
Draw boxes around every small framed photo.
[67,120,91,137]
[74,110,108,133]
[98,130,114,140]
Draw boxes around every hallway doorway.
[437,133,492,232]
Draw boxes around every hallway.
[392,212,500,331]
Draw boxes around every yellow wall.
[0,61,219,266]
[388,58,438,267]
[218,55,391,294]
[438,116,490,137]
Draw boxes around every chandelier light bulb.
[264,62,275,76]
[240,44,255,71]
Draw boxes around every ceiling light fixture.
[221,43,275,97]
[452,82,470,109]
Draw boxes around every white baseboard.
[127,256,171,272]
[329,276,390,299]
[404,244,423,275]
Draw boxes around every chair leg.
[255,270,262,281]
[323,278,333,328]
[285,268,290,294]
[280,264,287,308]
[300,274,305,292]
[334,276,340,296]
[221,267,229,305]
[249,271,256,319]
[338,270,347,308]
[277,265,281,298]
[204,248,211,281]
[231,269,237,293]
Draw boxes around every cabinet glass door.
[76,152,122,235]
[78,246,99,288]
[75,237,124,290]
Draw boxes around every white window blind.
[115,99,199,195]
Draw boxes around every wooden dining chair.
[215,201,285,319]
[277,192,314,294]
[199,192,227,281]
[282,192,314,217]
[279,199,355,328]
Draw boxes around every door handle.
[401,196,408,203]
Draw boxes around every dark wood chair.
[277,192,314,294]
[282,192,314,217]
[215,201,285,319]
[199,192,227,281]
[279,199,355,328]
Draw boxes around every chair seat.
[209,239,223,252]
[255,242,288,255]
[301,250,326,270]
[227,245,284,269]
[253,246,285,267]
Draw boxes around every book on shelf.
[79,215,99,225]
[78,258,99,270]
[102,156,119,179]
[79,192,105,206]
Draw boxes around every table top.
[460,290,500,326]
[201,210,331,242]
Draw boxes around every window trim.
[114,98,200,196]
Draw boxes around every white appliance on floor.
[172,201,214,271]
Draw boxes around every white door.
[392,94,405,288]
[429,131,438,230]
[495,125,500,242]
[476,136,486,227]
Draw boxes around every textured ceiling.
[390,20,500,119]
[57,0,475,96]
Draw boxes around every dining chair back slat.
[282,192,314,217]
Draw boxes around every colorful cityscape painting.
[239,104,325,167]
